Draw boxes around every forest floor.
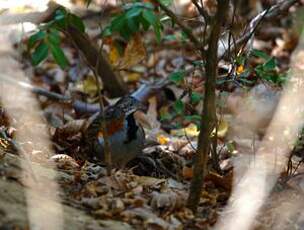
[1,1,304,229]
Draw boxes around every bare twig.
[155,0,204,53]
[93,37,112,175]
[190,0,210,23]
[220,0,298,59]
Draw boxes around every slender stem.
[187,0,230,213]
[155,0,204,53]
[93,41,112,175]
[190,0,210,23]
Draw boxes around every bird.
[84,96,146,167]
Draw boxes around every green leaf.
[160,111,173,121]
[251,49,270,60]
[126,7,142,19]
[142,10,157,26]
[32,42,49,66]
[185,115,201,128]
[192,60,204,67]
[235,55,245,65]
[48,29,60,45]
[185,115,201,122]
[174,100,184,115]
[68,13,85,32]
[28,31,46,48]
[159,0,173,6]
[141,16,151,30]
[127,17,140,33]
[163,34,176,41]
[263,57,276,71]
[54,8,66,22]
[119,26,132,40]
[180,31,188,42]
[48,43,68,69]
[101,26,112,37]
[190,92,203,103]
[169,71,184,85]
[111,14,127,32]
[153,24,161,43]
[123,2,154,11]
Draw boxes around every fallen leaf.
[157,134,170,145]
[217,119,229,138]
[182,166,193,179]
[49,154,80,170]
[151,191,185,212]
[56,119,86,138]
[124,72,141,82]
[118,33,146,69]
[171,123,199,137]
[76,75,101,97]
[109,43,121,65]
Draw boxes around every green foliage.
[31,43,49,66]
[103,2,162,42]
[251,49,286,85]
[159,0,173,6]
[28,8,85,68]
[218,49,287,86]
[169,71,185,85]
[174,99,185,115]
[185,115,201,127]
[190,92,203,104]
[251,48,270,60]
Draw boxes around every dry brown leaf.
[136,176,165,187]
[205,171,233,191]
[49,154,80,170]
[56,119,86,137]
[118,33,146,69]
[122,208,169,229]
[111,198,125,214]
[203,0,217,15]
[182,166,193,179]
[151,191,183,212]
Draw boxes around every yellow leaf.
[184,123,200,137]
[124,72,141,82]
[109,45,121,66]
[77,75,101,97]
[236,65,244,75]
[217,119,229,138]
[171,123,199,137]
[157,134,170,145]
